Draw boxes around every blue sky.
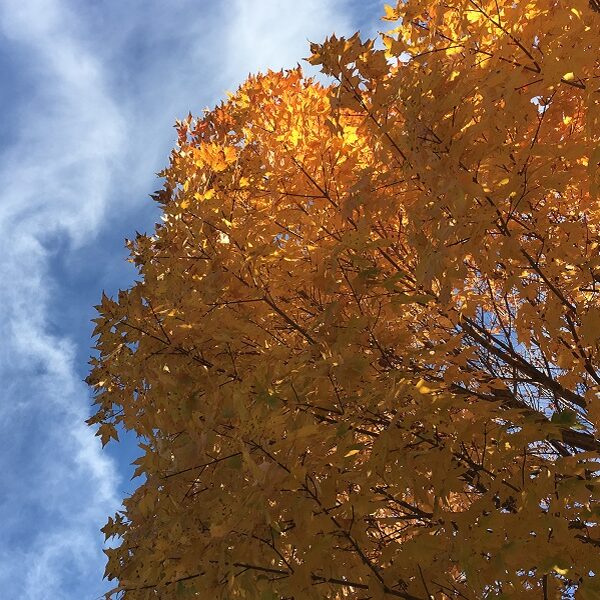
[0,1,382,598]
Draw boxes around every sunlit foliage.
[89,1,600,597]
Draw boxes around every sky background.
[0,1,383,598]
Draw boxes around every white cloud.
[223,0,354,86]
[0,0,124,597]
[0,0,368,597]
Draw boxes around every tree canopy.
[88,1,600,597]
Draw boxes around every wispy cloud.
[0,0,124,597]
[0,0,368,597]
[223,0,354,85]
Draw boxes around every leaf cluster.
[89,1,600,598]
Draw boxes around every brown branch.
[460,316,587,408]
[262,295,317,344]
[117,560,425,598]
[162,452,242,479]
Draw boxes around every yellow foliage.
[89,1,600,598]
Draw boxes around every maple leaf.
[89,2,600,598]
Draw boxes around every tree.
[88,1,600,597]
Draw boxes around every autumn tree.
[88,1,600,597]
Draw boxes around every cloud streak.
[223,0,354,85]
[0,0,370,597]
[0,0,125,597]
